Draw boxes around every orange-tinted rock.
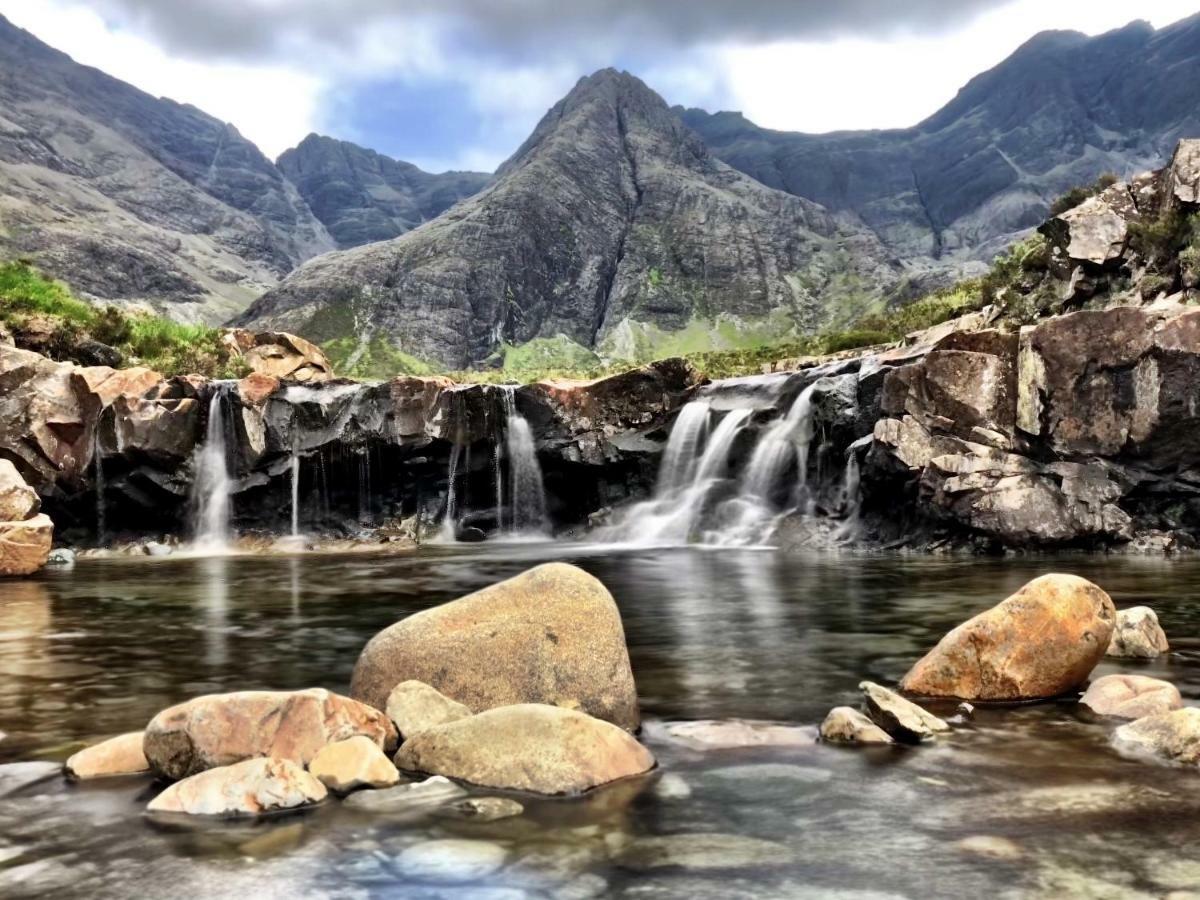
[147,757,327,817]
[1080,674,1182,719]
[64,732,149,779]
[308,735,399,793]
[900,574,1115,700]
[0,459,38,522]
[351,563,639,731]
[237,372,281,406]
[0,513,53,576]
[395,704,654,796]
[143,688,398,780]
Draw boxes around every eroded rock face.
[0,513,53,577]
[351,563,639,731]
[385,681,472,741]
[1052,183,1140,265]
[146,757,327,817]
[859,682,949,743]
[819,707,894,745]
[900,574,1115,700]
[0,459,40,522]
[1113,707,1200,764]
[64,732,149,780]
[143,688,398,780]
[394,704,655,795]
[1107,607,1170,659]
[307,735,399,793]
[237,331,333,383]
[1080,674,1181,719]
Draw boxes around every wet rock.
[0,513,53,577]
[147,757,327,817]
[955,835,1023,861]
[64,732,149,780]
[859,682,949,743]
[614,833,792,871]
[0,459,38,522]
[1080,674,1182,719]
[236,372,281,406]
[341,774,466,812]
[307,735,399,793]
[394,703,655,795]
[1107,606,1170,659]
[439,797,525,822]
[143,687,398,780]
[653,773,692,799]
[649,719,817,751]
[900,574,1115,700]
[351,562,640,731]
[386,680,473,740]
[45,548,75,567]
[0,761,62,798]
[394,838,509,883]
[1113,708,1200,764]
[819,707,894,745]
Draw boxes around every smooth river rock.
[1107,607,1170,659]
[900,574,1115,700]
[860,682,949,743]
[1113,708,1200,764]
[385,680,472,740]
[819,706,894,745]
[0,459,38,522]
[350,563,640,731]
[342,775,466,812]
[147,757,328,817]
[394,839,509,883]
[1080,674,1182,719]
[143,688,398,780]
[64,732,149,780]
[650,719,817,751]
[395,703,655,795]
[307,735,399,793]
[0,513,53,577]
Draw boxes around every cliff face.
[236,70,899,371]
[276,135,490,249]
[682,16,1200,271]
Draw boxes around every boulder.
[859,682,949,743]
[64,732,149,780]
[1113,708,1200,764]
[350,563,639,731]
[237,372,281,406]
[394,704,655,796]
[440,797,525,821]
[819,706,894,745]
[385,680,472,740]
[147,757,327,817]
[394,839,509,883]
[1107,607,1170,659]
[1166,138,1200,205]
[143,688,398,780]
[307,735,400,793]
[342,775,466,812]
[651,719,816,751]
[1080,674,1182,720]
[233,331,332,383]
[0,513,53,576]
[900,574,1115,700]
[0,459,39,522]
[1052,183,1138,265]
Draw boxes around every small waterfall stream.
[290,448,301,538]
[191,385,234,552]
[506,414,548,535]
[93,429,106,545]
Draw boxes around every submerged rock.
[351,563,640,731]
[143,688,398,780]
[64,732,149,780]
[439,796,525,822]
[650,719,817,751]
[859,682,949,743]
[341,775,466,812]
[819,706,894,745]
[1113,708,1200,764]
[0,513,53,577]
[1080,674,1182,719]
[394,703,655,795]
[147,757,327,817]
[900,574,1115,700]
[394,838,509,883]
[307,735,399,793]
[955,835,1023,861]
[614,833,792,871]
[385,680,472,740]
[1107,607,1170,659]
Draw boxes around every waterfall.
[290,449,301,538]
[191,385,234,552]
[657,401,711,493]
[740,384,816,502]
[507,414,548,535]
[835,450,863,542]
[93,429,106,546]
[439,443,462,541]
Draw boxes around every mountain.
[234,70,899,372]
[0,14,336,323]
[277,134,490,249]
[682,16,1200,267]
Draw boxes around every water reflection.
[200,555,228,668]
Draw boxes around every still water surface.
[3,545,1200,898]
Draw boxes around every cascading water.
[290,449,301,538]
[439,443,462,541]
[191,385,234,552]
[506,415,548,535]
[834,449,863,542]
[93,429,106,546]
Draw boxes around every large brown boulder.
[900,574,1115,700]
[0,513,53,577]
[350,563,639,731]
[143,688,398,780]
[0,459,39,522]
[147,757,327,817]
[394,704,654,795]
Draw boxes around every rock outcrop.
[223,331,333,383]
[143,688,398,780]
[147,757,328,817]
[351,563,640,730]
[900,574,1114,700]
[394,704,655,795]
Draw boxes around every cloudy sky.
[3,1,1197,172]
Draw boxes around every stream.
[3,544,1200,898]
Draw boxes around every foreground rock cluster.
[61,563,656,818]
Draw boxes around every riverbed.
[3,544,1200,898]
